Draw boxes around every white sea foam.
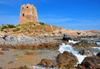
[68,40,80,44]
[58,43,86,64]
[92,47,100,50]
[97,42,100,46]
[29,66,58,69]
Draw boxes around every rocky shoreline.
[0,33,100,69]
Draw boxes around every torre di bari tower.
[19,4,38,24]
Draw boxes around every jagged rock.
[73,40,99,48]
[79,49,95,56]
[56,51,78,68]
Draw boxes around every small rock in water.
[78,49,95,56]
[0,52,4,55]
[2,48,9,51]
[40,59,57,67]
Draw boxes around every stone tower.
[19,4,38,24]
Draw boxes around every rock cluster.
[0,34,62,50]
[40,51,78,68]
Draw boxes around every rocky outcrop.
[39,51,78,68]
[0,34,62,49]
[79,49,95,56]
[62,33,77,41]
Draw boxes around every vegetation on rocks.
[0,22,60,37]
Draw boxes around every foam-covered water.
[58,43,86,64]
[58,40,100,64]
[97,42,100,46]
[68,40,80,44]
[29,66,58,69]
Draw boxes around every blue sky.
[0,0,100,30]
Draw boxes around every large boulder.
[78,52,100,69]
[79,49,95,56]
[56,51,78,68]
[79,56,100,69]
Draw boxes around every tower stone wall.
[19,4,38,24]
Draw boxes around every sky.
[0,0,100,30]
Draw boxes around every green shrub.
[1,24,16,31]
[1,25,8,31]
[13,28,20,32]
[39,22,45,25]
[4,30,7,33]
[7,24,16,28]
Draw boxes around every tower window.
[27,7,28,8]
[22,14,24,17]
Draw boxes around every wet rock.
[0,52,4,55]
[2,48,9,51]
[56,51,78,68]
[80,56,100,69]
[73,40,99,48]
[96,52,100,57]
[79,49,95,56]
